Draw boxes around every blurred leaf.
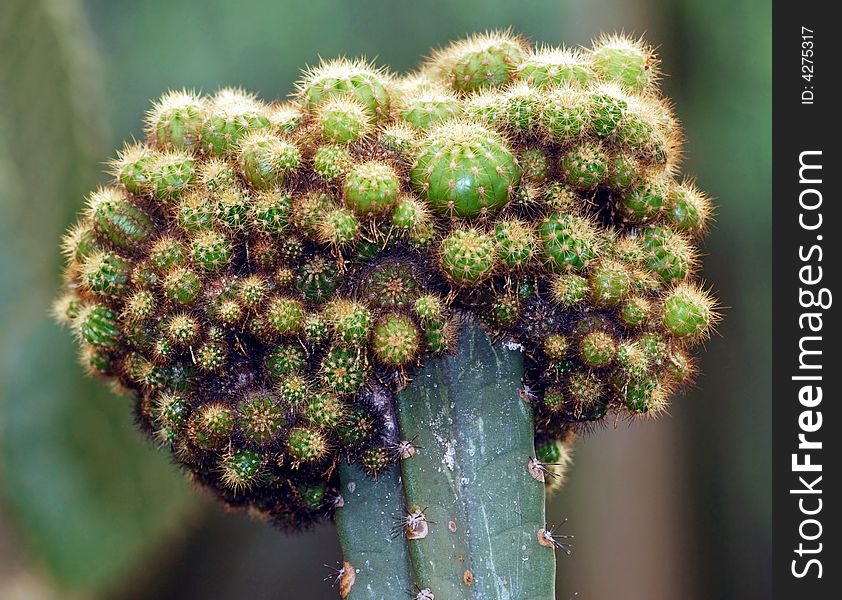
[0,0,195,594]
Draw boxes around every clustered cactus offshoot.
[54,30,718,596]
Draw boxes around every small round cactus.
[55,31,717,532]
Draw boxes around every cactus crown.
[54,31,717,527]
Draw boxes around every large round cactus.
[54,30,717,598]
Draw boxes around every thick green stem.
[335,321,556,599]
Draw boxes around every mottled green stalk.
[336,321,555,599]
[335,463,413,599]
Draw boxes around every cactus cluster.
[54,31,717,526]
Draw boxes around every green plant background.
[0,0,770,598]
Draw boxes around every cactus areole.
[55,31,718,599]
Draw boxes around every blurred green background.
[0,0,769,598]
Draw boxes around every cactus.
[54,29,719,598]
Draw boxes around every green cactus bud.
[463,89,504,125]
[146,90,205,151]
[616,343,651,383]
[414,295,443,322]
[220,449,264,491]
[399,88,461,129]
[542,182,580,213]
[342,161,400,216]
[643,226,695,283]
[51,293,84,325]
[198,157,238,192]
[518,148,550,184]
[336,404,376,448]
[131,261,160,289]
[246,191,292,236]
[619,177,669,223]
[578,331,617,368]
[542,386,567,412]
[147,150,195,202]
[292,192,335,239]
[237,131,300,190]
[431,31,526,92]
[321,346,367,394]
[411,121,520,217]
[267,102,303,134]
[200,88,270,155]
[517,46,593,88]
[543,334,569,360]
[214,188,249,231]
[423,318,455,353]
[372,313,419,367]
[439,228,496,285]
[326,300,372,346]
[502,82,542,134]
[237,275,268,309]
[489,294,520,327]
[391,195,431,233]
[75,303,120,350]
[237,392,287,446]
[661,283,717,340]
[296,483,327,511]
[539,87,590,143]
[110,143,155,195]
[360,447,393,475]
[666,348,694,384]
[590,34,656,92]
[163,267,201,305]
[265,297,305,336]
[312,144,353,181]
[149,237,187,272]
[620,376,665,414]
[550,273,589,306]
[619,295,653,328]
[566,371,608,419]
[303,313,329,345]
[165,313,200,346]
[277,374,311,408]
[360,261,420,310]
[303,392,344,430]
[588,259,632,307]
[664,180,713,234]
[317,97,372,143]
[297,58,391,121]
[195,341,227,372]
[190,230,232,272]
[494,219,536,269]
[154,392,191,429]
[636,332,670,367]
[61,222,103,263]
[587,84,629,137]
[264,344,306,380]
[286,427,329,465]
[86,187,155,253]
[540,213,601,271]
[317,207,360,246]
[176,190,216,232]
[189,403,234,451]
[81,251,131,298]
[560,142,608,190]
[605,152,642,190]
[295,255,339,303]
[380,122,417,155]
